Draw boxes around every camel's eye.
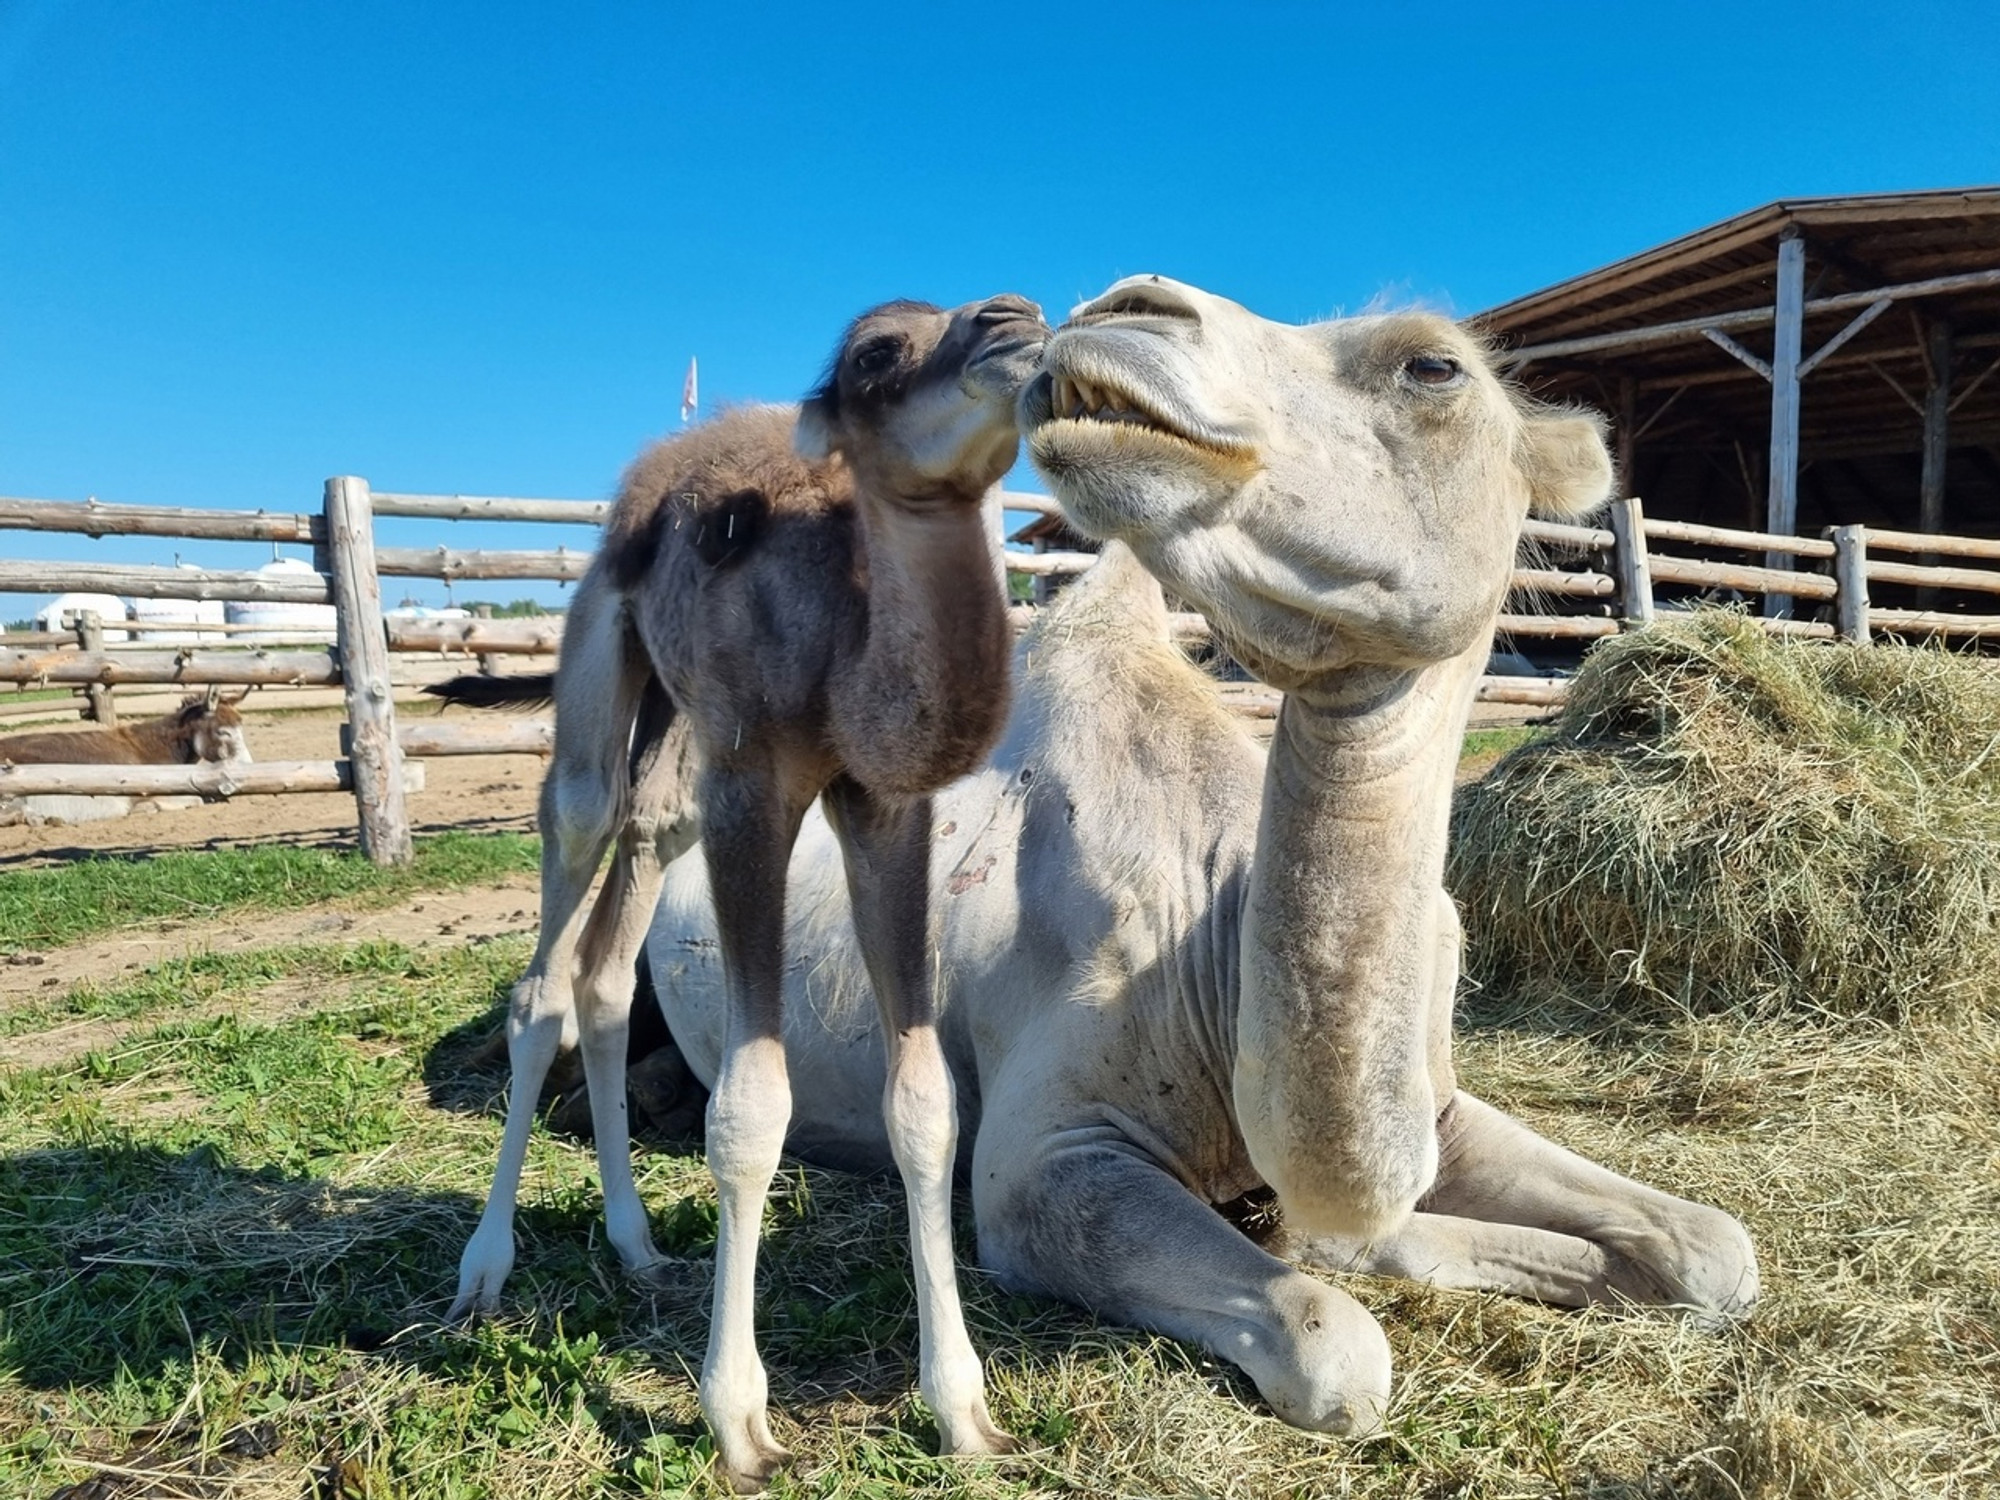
[853,339,901,376]
[1405,354,1463,387]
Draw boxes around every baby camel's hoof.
[938,1403,1024,1459]
[626,1254,702,1298]
[719,1437,792,1494]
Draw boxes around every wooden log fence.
[7,480,2000,859]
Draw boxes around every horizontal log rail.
[1651,606,1839,640]
[375,545,592,583]
[1643,517,1837,559]
[1495,614,1620,639]
[1863,558,2000,596]
[398,720,553,756]
[0,559,332,604]
[0,496,320,543]
[0,647,339,687]
[1521,517,1615,551]
[1509,568,1617,599]
[1869,608,2000,638]
[0,758,424,800]
[385,617,564,654]
[1475,677,1568,706]
[1858,528,2000,562]
[370,492,610,525]
[1646,554,1840,601]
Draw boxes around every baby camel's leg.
[698,753,817,1493]
[449,588,649,1321]
[1298,1093,1759,1320]
[571,688,701,1278]
[821,779,1016,1459]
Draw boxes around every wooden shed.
[1481,188,2000,545]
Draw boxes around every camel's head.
[798,293,1049,506]
[1024,276,1612,692]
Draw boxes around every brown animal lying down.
[0,691,252,766]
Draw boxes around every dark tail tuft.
[423,673,556,710]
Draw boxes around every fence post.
[1829,524,1871,644]
[76,611,118,725]
[1607,495,1655,628]
[324,476,414,866]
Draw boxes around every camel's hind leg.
[821,779,1017,1459]
[697,752,818,1493]
[1296,1093,1759,1320]
[570,682,701,1279]
[449,586,648,1321]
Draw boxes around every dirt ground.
[0,701,547,871]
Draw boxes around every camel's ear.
[795,395,839,462]
[1518,408,1615,519]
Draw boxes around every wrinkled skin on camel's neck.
[799,295,1043,797]
[1026,276,1612,1241]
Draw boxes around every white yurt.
[225,557,338,642]
[131,567,228,645]
[35,592,131,642]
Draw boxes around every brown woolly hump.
[597,404,854,591]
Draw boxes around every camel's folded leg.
[972,1122,1391,1435]
[823,780,1017,1460]
[698,755,813,1493]
[1296,1092,1758,1321]
[573,689,701,1279]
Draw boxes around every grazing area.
[3,914,1994,1496]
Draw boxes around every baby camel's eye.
[853,339,901,376]
[1404,354,1464,387]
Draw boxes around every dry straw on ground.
[1452,611,2000,1022]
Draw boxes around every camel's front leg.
[823,779,1017,1460]
[699,756,813,1493]
[973,1116,1391,1435]
[1299,1092,1758,1320]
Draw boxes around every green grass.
[3,926,1993,1497]
[1459,726,1543,760]
[0,832,540,953]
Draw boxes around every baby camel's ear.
[794,394,840,462]
[1518,407,1616,519]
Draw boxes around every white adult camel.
[641,276,1760,1436]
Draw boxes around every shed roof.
[1478,188,2000,535]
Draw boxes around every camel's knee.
[883,1033,958,1181]
[706,1038,790,1188]
[1233,1274,1392,1437]
[545,762,626,856]
[1631,1203,1760,1324]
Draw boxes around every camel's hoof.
[718,1437,791,1494]
[937,1398,1023,1459]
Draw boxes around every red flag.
[680,357,698,423]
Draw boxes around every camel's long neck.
[840,488,1013,796]
[1231,640,1485,1240]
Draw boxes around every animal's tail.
[423,673,556,710]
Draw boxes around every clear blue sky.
[3,0,1995,621]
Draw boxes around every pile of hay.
[1451,611,2000,1021]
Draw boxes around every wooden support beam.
[1504,264,2000,365]
[1641,518,1836,558]
[1829,525,1871,643]
[1864,556,2000,596]
[1861,528,2000,562]
[1704,328,1772,380]
[1647,554,1838,601]
[1606,496,1654,625]
[1764,231,1806,614]
[375,546,591,583]
[1920,319,1953,536]
[386,616,565,656]
[324,477,413,866]
[76,613,116,725]
[1797,297,1893,379]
